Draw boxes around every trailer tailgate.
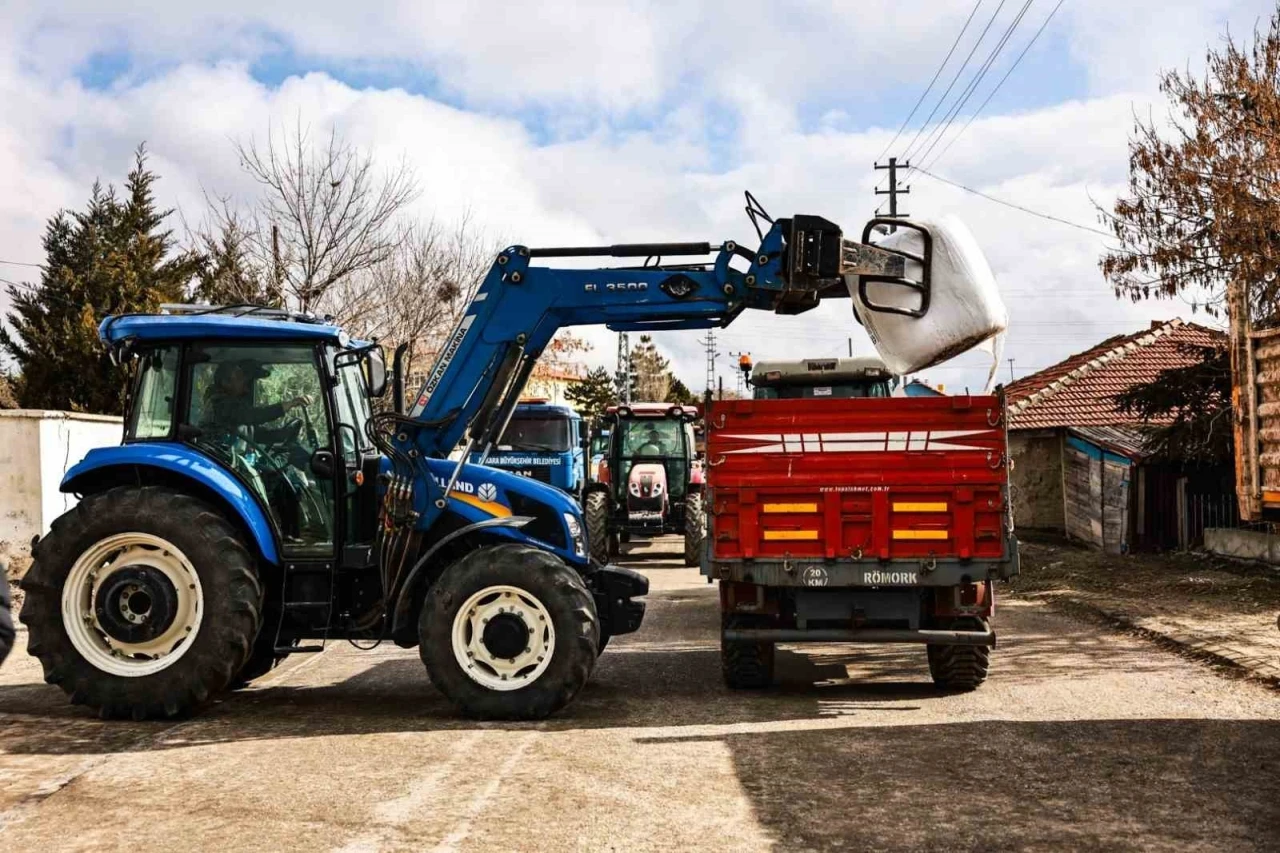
[706,395,1010,562]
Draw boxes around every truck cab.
[469,400,585,496]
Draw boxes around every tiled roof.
[1007,319,1224,430]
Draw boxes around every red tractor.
[583,403,705,566]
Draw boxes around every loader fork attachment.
[850,217,933,319]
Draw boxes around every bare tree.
[330,216,496,405]
[189,197,276,307]
[1100,12,1280,323]
[234,120,420,313]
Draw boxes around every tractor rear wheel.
[420,543,599,719]
[926,617,991,692]
[584,491,611,563]
[683,492,706,567]
[20,486,263,719]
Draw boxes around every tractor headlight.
[629,481,641,496]
[563,512,586,559]
[651,481,664,495]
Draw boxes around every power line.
[900,0,1010,163]
[874,0,986,162]
[910,0,1036,170]
[0,259,42,268]
[924,0,1067,172]
[912,165,1115,237]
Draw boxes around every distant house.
[1006,319,1227,553]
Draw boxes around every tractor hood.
[422,458,587,565]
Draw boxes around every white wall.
[0,410,122,567]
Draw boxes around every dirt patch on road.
[1007,537,1280,684]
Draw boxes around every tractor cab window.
[183,343,335,557]
[332,351,374,466]
[498,415,572,452]
[620,418,683,457]
[128,345,180,440]
[616,417,689,500]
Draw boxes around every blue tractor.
[20,202,945,720]
[468,400,586,497]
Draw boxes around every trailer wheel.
[420,543,598,719]
[721,615,774,689]
[683,492,706,567]
[584,491,611,564]
[926,617,991,691]
[20,486,262,719]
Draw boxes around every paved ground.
[1012,539,1280,684]
[1,538,1278,852]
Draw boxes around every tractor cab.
[110,311,389,567]
[748,356,895,400]
[583,403,705,566]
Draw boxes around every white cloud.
[0,0,1252,396]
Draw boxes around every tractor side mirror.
[364,346,388,398]
[310,448,336,479]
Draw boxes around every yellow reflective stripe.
[893,502,949,513]
[449,491,513,518]
[762,530,819,541]
[762,503,819,513]
[892,529,949,540]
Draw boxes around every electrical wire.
[900,0,1010,163]
[912,166,1115,237]
[0,259,42,268]
[875,0,986,162]
[909,0,1037,170]
[924,0,1067,172]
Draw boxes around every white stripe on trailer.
[720,429,992,454]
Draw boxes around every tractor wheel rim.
[451,584,555,692]
[61,532,204,678]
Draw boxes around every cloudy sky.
[0,0,1272,393]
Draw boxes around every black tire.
[721,614,774,689]
[597,632,610,654]
[683,492,706,567]
[420,543,599,720]
[926,617,991,692]
[584,491,611,564]
[229,618,288,690]
[20,486,263,719]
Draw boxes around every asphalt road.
[1,537,1278,852]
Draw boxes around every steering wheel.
[193,429,330,536]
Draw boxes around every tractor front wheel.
[420,543,599,719]
[583,491,612,564]
[20,486,263,719]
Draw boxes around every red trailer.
[704,390,1019,690]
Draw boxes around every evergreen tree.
[193,212,277,307]
[566,366,617,421]
[665,376,699,406]
[0,146,199,414]
[630,335,672,402]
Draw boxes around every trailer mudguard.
[60,444,281,565]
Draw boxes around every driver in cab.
[637,428,667,456]
[205,360,312,439]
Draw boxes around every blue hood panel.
[422,458,585,566]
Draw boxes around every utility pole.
[701,330,718,395]
[616,332,632,404]
[874,157,910,233]
[1008,358,1015,383]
